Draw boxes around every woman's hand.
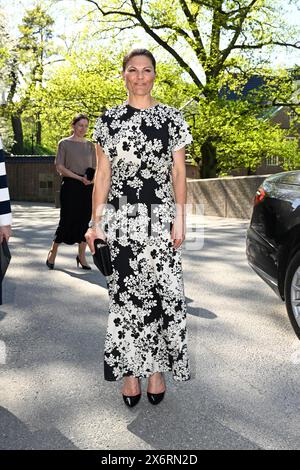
[171,214,186,249]
[81,176,93,186]
[0,225,12,244]
[85,226,107,254]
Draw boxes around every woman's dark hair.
[71,113,89,126]
[122,49,156,72]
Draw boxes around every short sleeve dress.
[93,103,192,382]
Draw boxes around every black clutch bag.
[0,239,11,282]
[93,238,113,276]
[85,167,95,181]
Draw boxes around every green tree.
[82,0,300,176]
[18,4,55,147]
[0,9,13,148]
[4,5,56,154]
[34,46,197,152]
[183,69,300,174]
[0,9,10,78]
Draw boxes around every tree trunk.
[11,114,24,154]
[36,117,42,146]
[200,139,217,179]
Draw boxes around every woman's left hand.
[171,215,186,249]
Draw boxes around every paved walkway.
[0,202,299,450]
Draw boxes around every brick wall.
[5,156,201,204]
[186,162,200,179]
[187,175,269,219]
[5,156,61,203]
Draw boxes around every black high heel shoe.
[122,393,141,408]
[147,373,165,405]
[122,378,141,407]
[46,251,55,270]
[147,391,165,405]
[76,255,91,270]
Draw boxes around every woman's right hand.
[0,225,12,243]
[81,176,92,185]
[85,227,107,254]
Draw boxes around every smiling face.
[72,118,89,138]
[122,55,156,97]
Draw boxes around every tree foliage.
[83,1,300,91]
[31,46,197,151]
[0,9,14,148]
[2,0,300,174]
[81,0,300,176]
[187,96,300,174]
[3,5,58,153]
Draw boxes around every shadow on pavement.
[0,407,78,450]
[0,312,7,321]
[57,269,108,289]
[127,395,261,450]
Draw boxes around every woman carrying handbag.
[46,114,96,270]
[85,49,192,407]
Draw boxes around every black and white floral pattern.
[93,103,192,381]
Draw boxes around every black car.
[246,170,300,339]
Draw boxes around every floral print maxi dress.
[93,103,192,382]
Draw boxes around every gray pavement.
[0,202,299,450]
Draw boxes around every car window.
[266,171,300,186]
[279,172,300,186]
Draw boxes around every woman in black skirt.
[46,114,96,270]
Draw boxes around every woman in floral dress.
[86,49,192,407]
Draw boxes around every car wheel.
[285,251,300,340]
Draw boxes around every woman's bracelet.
[88,219,103,229]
